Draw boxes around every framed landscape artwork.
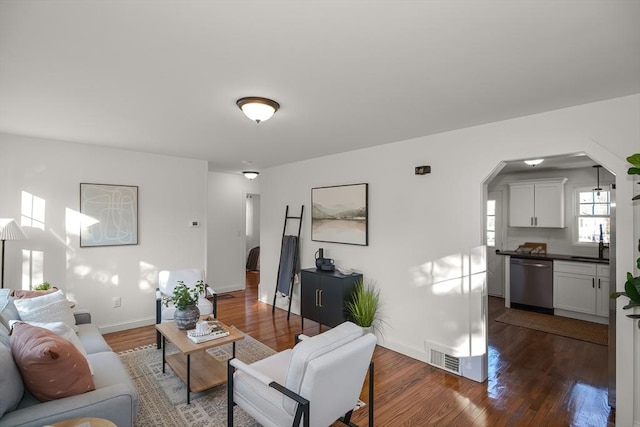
[80,183,138,247]
[311,183,368,246]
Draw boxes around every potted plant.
[163,280,206,330]
[346,278,383,335]
[34,282,51,290]
[611,153,640,328]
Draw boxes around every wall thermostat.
[415,165,431,175]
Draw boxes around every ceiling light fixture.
[524,159,544,167]
[593,165,602,195]
[236,97,280,123]
[243,171,260,180]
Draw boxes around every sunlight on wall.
[93,270,114,285]
[139,261,157,292]
[65,207,99,237]
[410,246,487,358]
[21,249,43,290]
[21,191,45,230]
[73,265,91,277]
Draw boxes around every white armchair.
[155,268,217,348]
[227,321,376,427]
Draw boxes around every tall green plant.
[346,279,383,334]
[611,153,640,328]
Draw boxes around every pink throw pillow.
[10,322,95,401]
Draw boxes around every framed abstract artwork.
[80,183,138,247]
[311,183,368,246]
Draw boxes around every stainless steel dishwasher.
[510,257,554,314]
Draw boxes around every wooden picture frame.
[311,183,368,246]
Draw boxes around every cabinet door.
[300,271,321,323]
[319,277,348,328]
[509,184,535,227]
[534,182,564,227]
[554,272,596,314]
[596,276,610,317]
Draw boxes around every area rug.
[495,309,608,346]
[119,328,276,426]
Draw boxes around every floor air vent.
[429,348,461,376]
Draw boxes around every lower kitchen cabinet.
[300,268,362,329]
[553,261,609,324]
[595,266,610,317]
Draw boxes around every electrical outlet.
[112,297,121,308]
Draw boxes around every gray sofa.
[0,298,138,427]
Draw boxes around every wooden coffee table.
[155,320,244,404]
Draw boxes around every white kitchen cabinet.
[509,178,567,228]
[595,265,610,317]
[553,261,609,324]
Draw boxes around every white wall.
[0,133,208,333]
[206,171,259,293]
[490,166,616,256]
[259,95,639,426]
[246,194,260,254]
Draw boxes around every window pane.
[487,231,495,247]
[594,204,609,216]
[576,188,610,244]
[594,191,609,203]
[487,216,495,231]
[579,192,593,203]
[579,205,593,215]
[578,217,610,243]
[487,200,496,216]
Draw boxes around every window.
[576,188,610,244]
[487,199,496,247]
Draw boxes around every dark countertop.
[496,250,609,265]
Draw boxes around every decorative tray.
[187,328,213,337]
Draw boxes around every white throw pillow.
[8,320,93,374]
[13,290,78,332]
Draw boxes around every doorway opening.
[482,152,616,421]
[246,193,261,287]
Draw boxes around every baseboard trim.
[98,316,155,334]
[212,284,245,294]
[382,337,430,365]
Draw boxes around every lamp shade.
[236,97,279,123]
[243,171,260,180]
[0,219,27,241]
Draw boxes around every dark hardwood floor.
[104,275,614,426]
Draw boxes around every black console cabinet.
[300,268,362,330]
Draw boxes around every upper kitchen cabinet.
[508,178,567,228]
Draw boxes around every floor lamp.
[0,219,27,289]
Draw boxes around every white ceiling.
[1,1,638,174]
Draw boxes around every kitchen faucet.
[598,224,609,259]
[598,240,609,259]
